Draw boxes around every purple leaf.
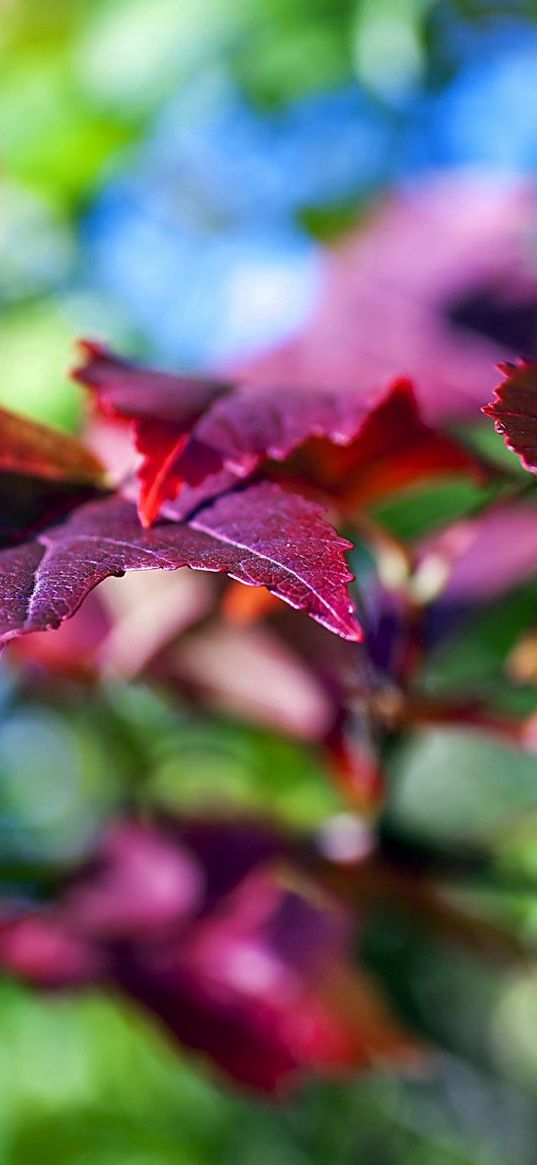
[189,382,369,478]
[231,176,537,422]
[72,340,230,426]
[0,482,361,645]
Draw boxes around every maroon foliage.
[0,818,418,1092]
[0,483,361,645]
[75,342,486,526]
[73,340,230,525]
[269,377,488,512]
[0,338,495,650]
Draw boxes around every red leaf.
[271,378,488,510]
[74,342,487,525]
[73,341,230,525]
[0,482,361,645]
[483,360,537,475]
[0,404,104,485]
[74,339,375,524]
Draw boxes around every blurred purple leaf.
[232,176,537,421]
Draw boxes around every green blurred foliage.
[372,477,489,542]
[0,671,341,875]
[3,978,537,1165]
